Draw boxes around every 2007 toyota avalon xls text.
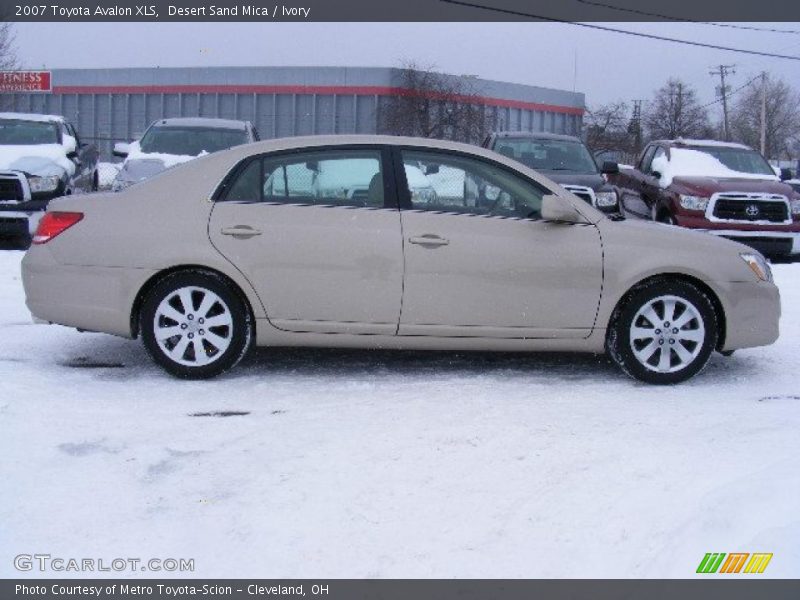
[21,136,780,384]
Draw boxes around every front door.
[396,148,603,338]
[209,146,404,335]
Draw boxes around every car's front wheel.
[607,279,718,384]
[140,271,252,379]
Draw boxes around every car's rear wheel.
[140,271,252,379]
[607,279,718,384]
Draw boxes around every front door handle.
[220,225,262,238]
[408,234,449,247]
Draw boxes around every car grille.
[710,193,790,223]
[562,185,595,206]
[0,175,24,201]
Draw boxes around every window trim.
[213,144,399,209]
[389,145,552,218]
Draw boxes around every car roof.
[0,112,65,123]
[652,138,752,150]
[490,131,583,143]
[149,117,249,130]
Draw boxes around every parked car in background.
[483,131,622,214]
[111,117,259,191]
[609,139,800,260]
[23,135,779,385]
[0,112,98,245]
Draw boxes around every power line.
[573,0,800,35]
[439,0,800,60]
[697,74,761,109]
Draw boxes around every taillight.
[32,212,84,244]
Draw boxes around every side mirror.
[650,170,662,180]
[780,167,792,181]
[113,142,130,158]
[66,150,79,160]
[305,160,320,172]
[424,163,440,175]
[601,161,620,175]
[541,194,586,224]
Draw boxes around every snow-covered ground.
[0,249,798,578]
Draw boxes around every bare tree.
[585,101,631,154]
[0,20,17,70]
[730,75,800,161]
[379,62,495,144]
[644,78,712,140]
[0,20,18,110]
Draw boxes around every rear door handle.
[408,234,449,247]
[220,225,262,238]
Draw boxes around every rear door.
[209,146,404,335]
[395,148,603,339]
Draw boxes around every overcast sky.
[13,22,800,118]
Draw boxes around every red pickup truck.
[610,139,800,260]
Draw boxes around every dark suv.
[482,131,622,214]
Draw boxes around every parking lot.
[1,247,798,578]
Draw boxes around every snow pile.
[652,148,779,188]
[125,140,208,168]
[0,249,798,578]
[0,144,75,177]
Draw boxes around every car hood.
[671,176,794,197]
[538,171,605,190]
[0,144,73,177]
[116,157,172,183]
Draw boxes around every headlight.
[791,198,800,216]
[595,191,618,208]
[740,252,773,283]
[679,195,709,211]
[28,175,61,193]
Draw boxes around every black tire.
[657,210,676,225]
[91,171,99,192]
[140,270,252,379]
[606,278,718,385]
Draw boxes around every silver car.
[22,136,780,384]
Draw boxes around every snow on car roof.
[0,112,65,123]
[671,138,751,150]
[151,117,248,130]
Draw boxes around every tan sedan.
[22,136,780,384]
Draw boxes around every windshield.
[493,138,598,173]
[0,119,60,145]
[139,126,247,155]
[687,146,775,177]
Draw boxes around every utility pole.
[710,64,735,141]
[760,71,768,157]
[630,99,643,155]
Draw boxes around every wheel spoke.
[168,336,191,361]
[662,299,677,323]
[631,326,656,341]
[204,314,233,328]
[156,325,183,341]
[204,331,230,351]
[677,328,704,343]
[196,292,218,320]
[641,305,661,327]
[159,304,186,324]
[672,342,694,365]
[672,310,695,329]
[657,346,672,371]
[192,338,209,365]
[178,289,195,315]
[634,340,659,363]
